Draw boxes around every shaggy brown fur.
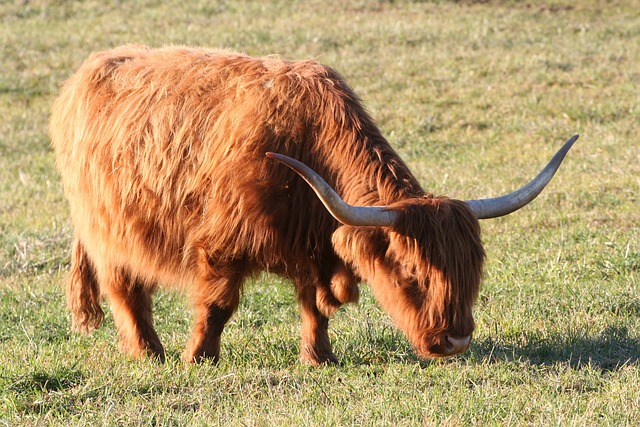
[51,45,484,364]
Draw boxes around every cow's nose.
[445,335,471,354]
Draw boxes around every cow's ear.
[331,226,389,281]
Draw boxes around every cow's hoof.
[300,345,339,366]
[119,339,166,363]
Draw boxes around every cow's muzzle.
[444,335,472,355]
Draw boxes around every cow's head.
[266,134,577,358]
[330,197,483,358]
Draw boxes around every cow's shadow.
[468,324,639,372]
[338,324,638,371]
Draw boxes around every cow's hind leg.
[66,236,104,334]
[183,258,244,363]
[100,266,165,362]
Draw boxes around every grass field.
[1,0,639,425]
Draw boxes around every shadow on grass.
[470,325,638,372]
[334,322,638,371]
[8,368,84,394]
[4,366,85,415]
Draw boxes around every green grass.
[1,0,639,425]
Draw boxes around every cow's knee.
[330,263,359,305]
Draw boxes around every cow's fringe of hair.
[388,198,484,341]
[332,197,483,352]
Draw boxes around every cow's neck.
[319,135,425,208]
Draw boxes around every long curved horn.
[465,135,579,219]
[266,152,398,227]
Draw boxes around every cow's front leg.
[183,258,244,363]
[183,301,237,363]
[298,284,338,365]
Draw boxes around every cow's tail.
[66,237,104,334]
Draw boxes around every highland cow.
[50,45,577,364]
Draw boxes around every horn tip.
[266,152,290,164]
[563,134,579,152]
